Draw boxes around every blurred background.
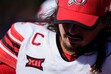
[0,0,45,39]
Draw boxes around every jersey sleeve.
[0,63,16,74]
[0,22,45,69]
[0,22,25,69]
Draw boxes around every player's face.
[58,23,105,53]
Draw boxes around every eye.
[62,23,70,27]
[62,23,73,29]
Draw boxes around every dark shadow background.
[0,0,45,39]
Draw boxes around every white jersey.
[0,22,111,74]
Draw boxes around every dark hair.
[92,11,111,73]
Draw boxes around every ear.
[99,21,107,29]
[101,17,111,32]
[100,13,110,29]
[102,21,108,28]
[105,22,111,32]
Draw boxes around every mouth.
[65,33,82,43]
[68,36,81,43]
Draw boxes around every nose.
[69,24,79,35]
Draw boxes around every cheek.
[83,31,99,44]
[59,24,66,37]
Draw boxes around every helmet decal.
[68,0,87,6]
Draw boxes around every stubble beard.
[62,40,77,52]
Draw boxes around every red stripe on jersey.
[3,35,19,55]
[10,24,24,44]
[0,46,17,69]
[0,41,17,58]
[0,63,15,74]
